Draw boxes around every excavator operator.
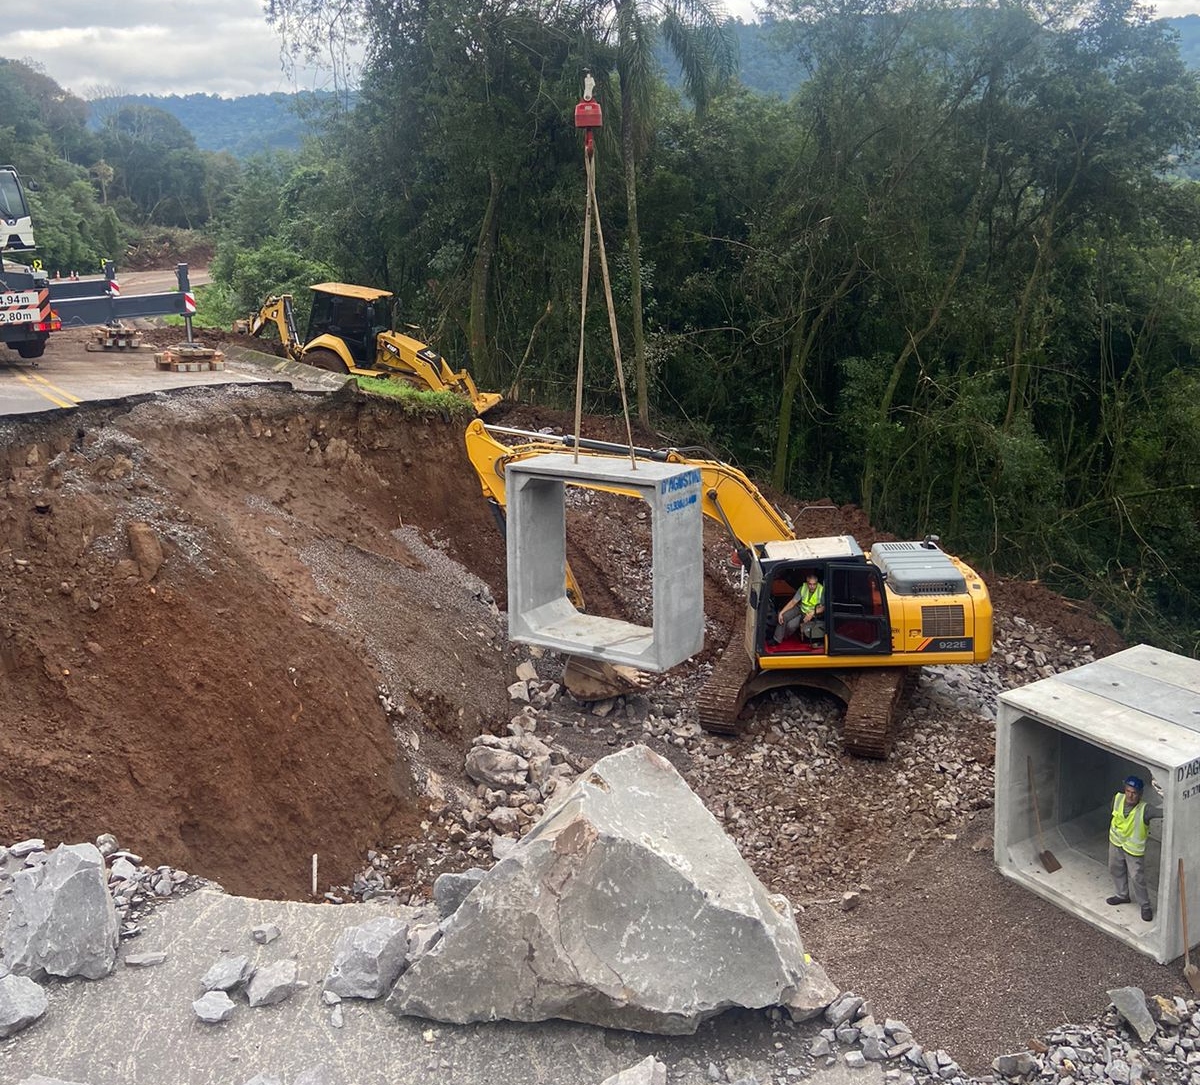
[773,569,825,645]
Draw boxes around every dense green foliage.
[254,0,1200,653]
[6,0,1200,653]
[0,58,235,269]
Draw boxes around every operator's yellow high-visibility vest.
[1109,793,1149,856]
[798,583,823,611]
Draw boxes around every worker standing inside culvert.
[1106,775,1161,922]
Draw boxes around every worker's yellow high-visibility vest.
[799,584,823,611]
[1109,793,1148,856]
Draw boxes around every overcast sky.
[3,0,1200,99]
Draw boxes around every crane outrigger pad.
[505,453,704,673]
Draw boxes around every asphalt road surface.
[0,339,278,416]
[0,267,287,417]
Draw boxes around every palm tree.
[607,0,736,424]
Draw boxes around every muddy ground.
[0,381,1160,1071]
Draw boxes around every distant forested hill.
[105,14,1200,154]
[1170,13,1200,68]
[666,14,1200,100]
[86,91,346,157]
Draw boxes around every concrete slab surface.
[0,338,344,417]
[0,890,880,1085]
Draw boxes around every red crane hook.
[574,69,603,155]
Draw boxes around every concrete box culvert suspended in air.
[995,644,1200,964]
[504,453,705,673]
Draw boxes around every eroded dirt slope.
[0,386,512,897]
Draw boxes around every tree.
[602,0,736,424]
[89,159,114,204]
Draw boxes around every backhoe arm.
[244,295,301,360]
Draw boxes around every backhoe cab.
[239,282,501,415]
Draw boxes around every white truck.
[0,164,199,362]
[0,164,59,359]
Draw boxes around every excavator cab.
[305,283,391,366]
[748,537,894,660]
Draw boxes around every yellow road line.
[16,372,80,409]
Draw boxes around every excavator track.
[698,641,918,759]
[696,642,757,736]
[840,667,916,760]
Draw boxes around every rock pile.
[987,988,1200,1085]
[603,989,1200,1085]
[333,703,586,904]
[0,835,206,1041]
[3,842,118,981]
[809,991,965,1082]
[92,833,201,938]
[188,944,309,1022]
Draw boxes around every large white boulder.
[3,844,119,980]
[386,745,836,1034]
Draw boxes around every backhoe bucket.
[451,367,502,415]
[472,390,503,415]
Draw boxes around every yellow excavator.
[465,419,994,759]
[237,283,501,415]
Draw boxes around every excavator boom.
[466,421,794,558]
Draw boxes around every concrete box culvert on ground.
[504,453,705,672]
[994,644,1200,963]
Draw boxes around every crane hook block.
[574,99,603,130]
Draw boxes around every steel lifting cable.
[574,73,637,469]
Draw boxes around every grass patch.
[163,282,240,330]
[351,375,475,418]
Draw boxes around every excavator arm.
[465,420,794,565]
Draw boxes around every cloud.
[0,1,353,97]
[7,0,1199,98]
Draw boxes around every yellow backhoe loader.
[465,419,994,759]
[237,283,501,415]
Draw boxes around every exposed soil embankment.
[0,387,512,897]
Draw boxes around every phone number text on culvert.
[0,309,38,325]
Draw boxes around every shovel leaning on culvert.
[1027,756,1062,873]
[1180,857,1200,994]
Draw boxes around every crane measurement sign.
[0,289,40,324]
[1,289,38,307]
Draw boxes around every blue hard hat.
[1123,775,1144,792]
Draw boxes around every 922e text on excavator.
[236,282,501,415]
[464,420,993,759]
